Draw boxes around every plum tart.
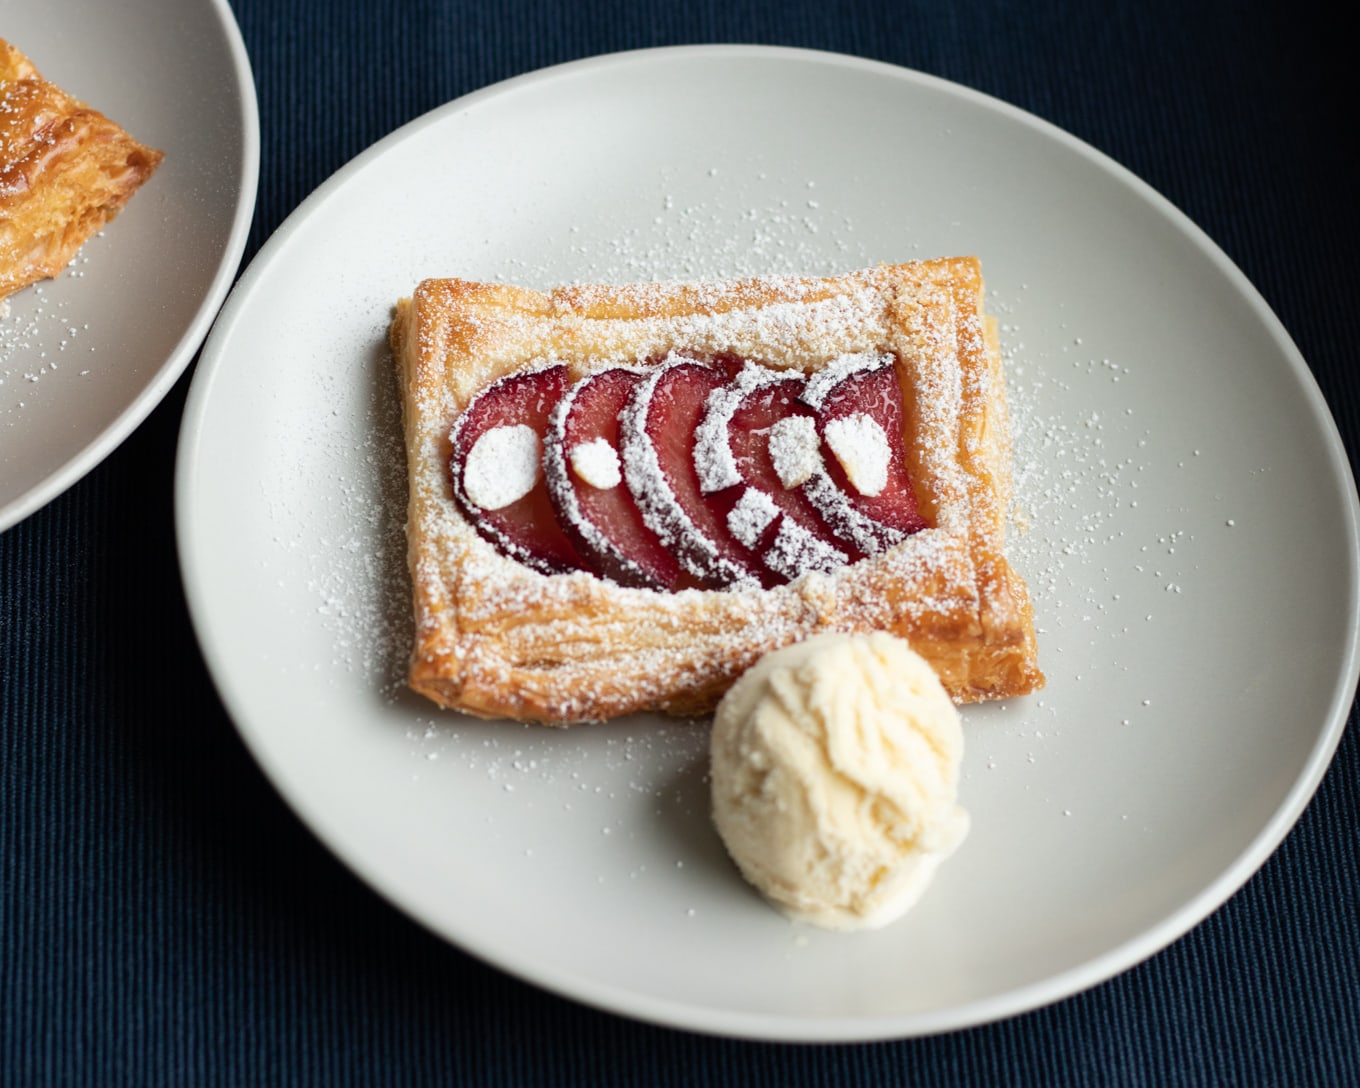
[388,259,1043,722]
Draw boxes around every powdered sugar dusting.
[569,437,622,490]
[764,517,848,581]
[726,487,779,549]
[768,415,822,489]
[299,325,416,702]
[804,475,903,554]
[824,413,890,496]
[983,286,1222,793]
[694,360,810,495]
[1,275,95,417]
[463,424,539,510]
[799,351,891,411]
[1002,309,1140,606]
[693,383,745,494]
[492,167,874,288]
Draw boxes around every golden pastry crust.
[1,38,163,299]
[389,259,1043,723]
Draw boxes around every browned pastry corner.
[1,37,163,299]
[389,259,1044,724]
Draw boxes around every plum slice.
[799,353,928,552]
[449,364,587,575]
[619,357,765,589]
[694,363,855,583]
[544,367,690,591]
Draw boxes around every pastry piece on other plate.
[1,38,163,299]
[388,260,1044,723]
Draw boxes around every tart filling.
[452,353,927,590]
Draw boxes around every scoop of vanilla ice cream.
[710,631,969,930]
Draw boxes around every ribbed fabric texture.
[3,0,1358,1084]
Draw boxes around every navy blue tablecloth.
[3,0,1358,1083]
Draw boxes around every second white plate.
[1,0,258,531]
[176,46,1359,1040]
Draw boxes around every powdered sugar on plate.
[0,266,96,417]
[972,288,1233,833]
[494,168,874,289]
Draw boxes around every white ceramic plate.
[175,46,1360,1040]
[0,0,258,531]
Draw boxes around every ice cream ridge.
[710,631,969,930]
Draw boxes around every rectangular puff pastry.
[389,259,1043,723]
[1,38,163,299]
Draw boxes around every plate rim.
[175,43,1360,1041]
[0,0,261,533]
